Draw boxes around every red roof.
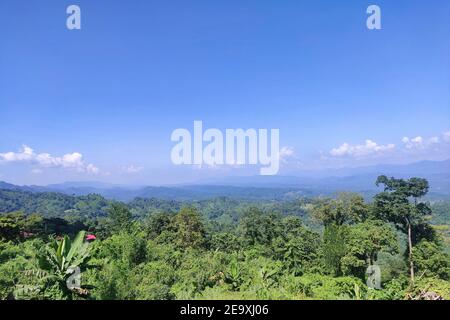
[86,234,97,241]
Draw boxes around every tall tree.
[341,219,398,278]
[312,192,369,226]
[172,207,207,249]
[107,203,133,233]
[238,207,281,246]
[374,176,431,284]
[322,224,348,276]
[312,193,369,276]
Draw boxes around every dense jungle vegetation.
[0,176,449,300]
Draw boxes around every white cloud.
[0,145,34,162]
[402,136,426,149]
[327,131,450,165]
[0,145,99,174]
[402,132,449,150]
[86,163,100,174]
[279,146,295,162]
[330,140,395,158]
[443,132,450,143]
[122,165,143,174]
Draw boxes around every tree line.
[0,176,449,300]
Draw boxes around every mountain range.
[1,160,449,201]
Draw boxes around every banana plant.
[224,257,243,291]
[14,231,92,300]
[258,264,280,290]
[39,231,91,281]
[36,231,92,299]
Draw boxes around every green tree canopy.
[374,176,431,284]
[312,192,369,226]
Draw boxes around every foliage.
[0,212,42,241]
[413,240,450,280]
[16,231,91,300]
[312,192,369,226]
[322,224,348,276]
[341,220,398,278]
[407,277,450,300]
[374,176,432,284]
[107,203,133,233]
[171,207,207,249]
[284,273,366,300]
[1,176,449,300]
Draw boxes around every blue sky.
[0,0,449,185]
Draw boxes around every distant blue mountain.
[1,159,449,201]
[193,159,450,188]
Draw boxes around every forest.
[0,175,449,300]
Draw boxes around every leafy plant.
[14,231,92,299]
